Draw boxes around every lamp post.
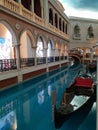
[96,42,98,130]
[92,42,98,130]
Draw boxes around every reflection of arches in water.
[37,90,44,104]
[48,85,52,96]
[0,111,16,130]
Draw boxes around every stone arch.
[20,29,36,47]
[74,25,80,34]
[48,38,55,49]
[54,39,60,50]
[54,40,60,57]
[47,38,54,57]
[36,34,47,57]
[0,20,17,59]
[36,34,47,49]
[0,20,17,45]
[60,43,65,56]
[87,25,94,38]
[20,29,35,58]
[64,44,68,56]
[73,24,81,39]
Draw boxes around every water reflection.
[0,66,96,130]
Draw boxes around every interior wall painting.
[0,37,11,59]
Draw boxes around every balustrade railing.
[55,56,59,62]
[65,56,67,60]
[0,0,69,40]
[3,0,20,13]
[37,57,46,65]
[0,59,17,72]
[20,58,35,68]
[48,57,54,63]
[60,56,64,61]
[0,0,45,27]
[0,56,67,72]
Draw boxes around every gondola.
[54,74,96,129]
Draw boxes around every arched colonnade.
[0,20,69,71]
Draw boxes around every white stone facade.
[69,16,98,50]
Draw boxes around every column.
[96,44,98,130]
[96,52,98,130]
[57,15,59,29]
[18,0,21,4]
[40,1,44,18]
[32,46,37,66]
[13,43,20,70]
[53,49,55,62]
[43,0,49,27]
[31,0,34,12]
[58,49,61,61]
[90,48,94,63]
[43,48,48,64]
[53,12,55,27]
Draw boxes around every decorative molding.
[15,23,20,30]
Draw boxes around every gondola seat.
[75,77,94,96]
[75,77,93,88]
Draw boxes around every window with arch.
[87,25,94,38]
[34,0,41,17]
[73,24,81,39]
[49,8,53,25]
[63,21,65,32]
[21,0,31,10]
[65,24,67,34]
[59,17,62,30]
[74,25,80,37]
[55,13,58,28]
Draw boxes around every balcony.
[0,0,69,40]
[0,0,45,27]
[49,24,69,40]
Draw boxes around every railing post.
[32,46,37,66]
[13,43,21,70]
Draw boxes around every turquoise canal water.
[0,66,96,130]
